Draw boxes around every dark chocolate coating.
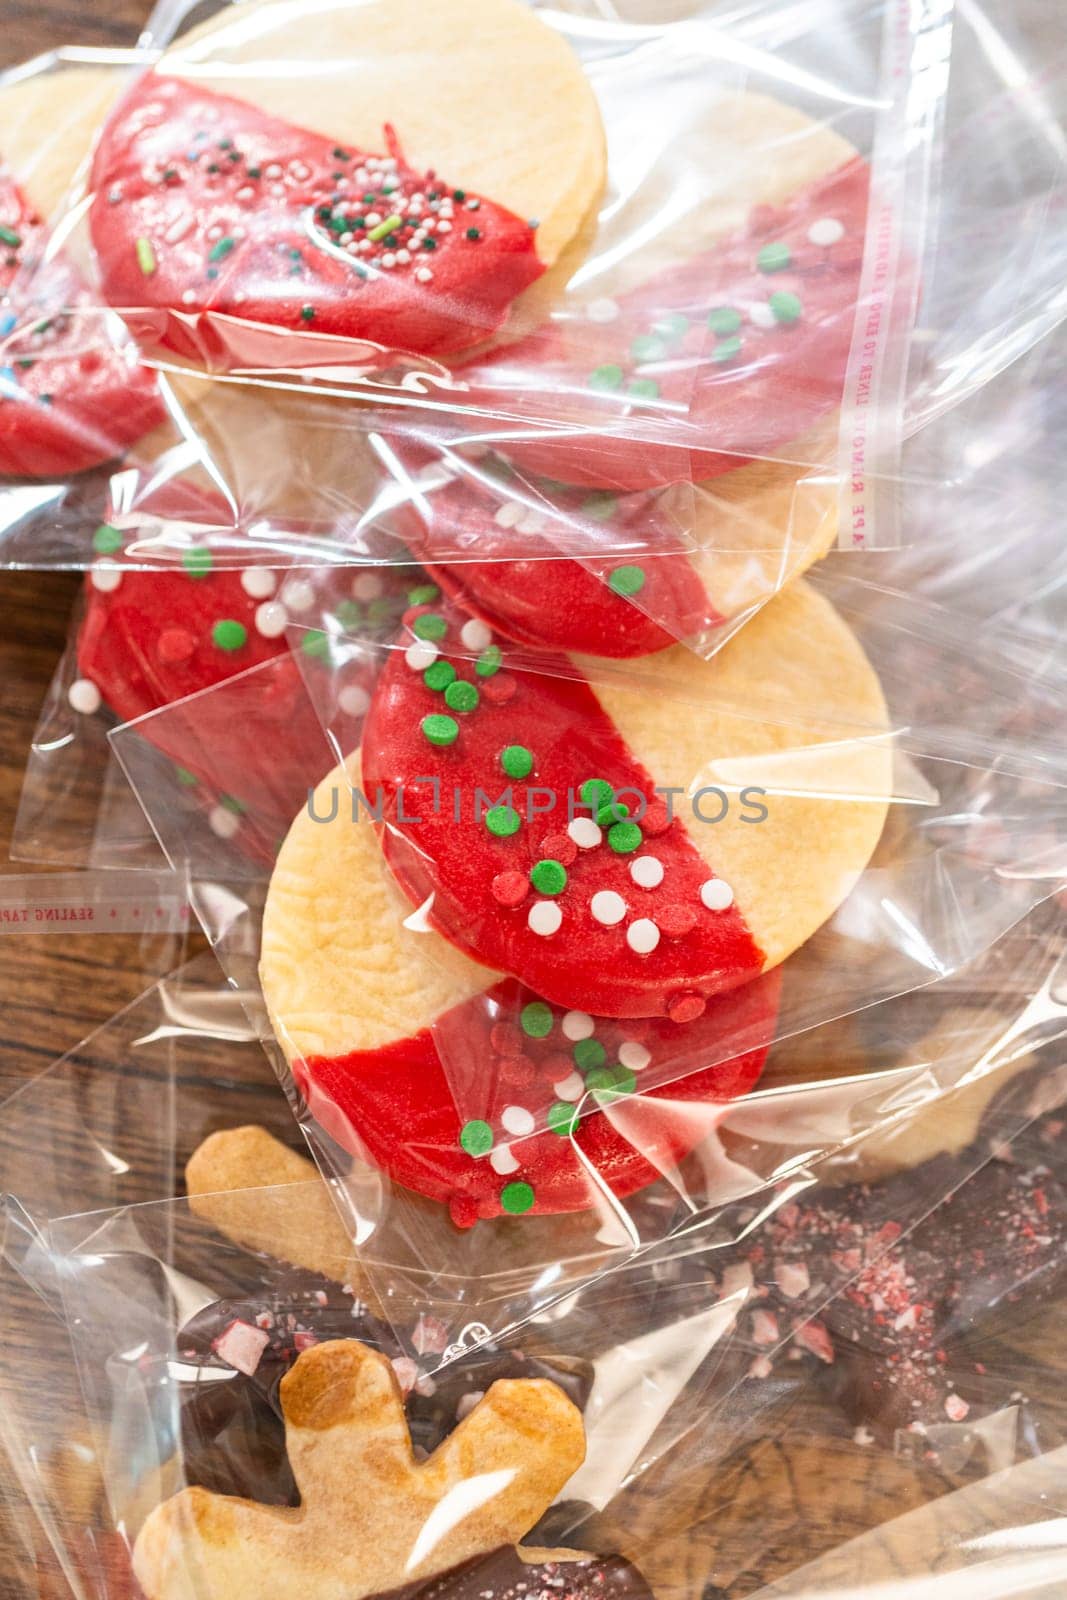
[377,1547,653,1600]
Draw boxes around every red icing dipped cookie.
[458,107,868,490]
[88,0,604,367]
[360,584,891,1018]
[261,753,779,1224]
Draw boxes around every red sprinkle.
[641,801,671,836]
[658,903,699,939]
[157,627,196,664]
[667,991,706,1023]
[481,671,517,704]
[490,1021,525,1055]
[540,831,577,866]
[491,870,528,908]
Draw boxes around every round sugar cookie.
[391,422,838,657]
[458,93,866,490]
[261,753,779,1225]
[89,0,605,364]
[360,580,891,1018]
[0,70,165,477]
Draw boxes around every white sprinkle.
[340,232,354,246]
[501,1105,535,1137]
[235,185,255,203]
[456,1390,484,1420]
[518,508,547,534]
[460,618,492,652]
[618,1040,651,1072]
[89,566,122,594]
[265,163,282,180]
[627,918,660,954]
[554,1071,585,1103]
[270,184,286,199]
[209,804,241,840]
[591,890,626,927]
[562,1011,595,1041]
[339,683,371,718]
[240,567,277,599]
[945,1393,970,1422]
[285,579,315,613]
[587,297,620,323]
[490,1145,520,1175]
[700,878,734,911]
[68,678,101,715]
[405,639,438,671]
[528,900,562,937]
[494,501,524,529]
[415,267,434,284]
[437,219,452,234]
[749,303,777,330]
[381,253,397,269]
[206,223,223,241]
[365,212,382,228]
[181,289,196,305]
[164,213,195,245]
[254,601,289,639]
[808,216,845,246]
[395,249,411,265]
[352,571,383,601]
[630,855,664,889]
[568,817,602,851]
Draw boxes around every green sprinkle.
[654,312,690,340]
[530,859,567,896]
[608,820,643,854]
[407,583,440,605]
[333,147,351,161]
[628,377,660,400]
[92,524,122,555]
[368,213,403,242]
[422,713,459,747]
[212,619,248,652]
[335,600,362,628]
[579,778,614,811]
[597,800,629,827]
[444,679,479,713]
[520,1001,554,1039]
[589,363,624,392]
[769,290,803,324]
[501,1180,535,1215]
[175,767,198,787]
[422,237,437,251]
[707,306,742,336]
[452,189,466,202]
[220,794,246,815]
[587,1064,636,1103]
[423,660,456,692]
[208,236,236,263]
[485,804,521,838]
[135,237,157,276]
[501,745,533,780]
[0,225,21,248]
[476,645,502,678]
[581,493,619,523]
[460,1119,493,1157]
[301,629,330,659]
[631,333,667,363]
[466,227,481,241]
[609,565,645,597]
[182,547,213,578]
[757,242,792,273]
[712,337,743,364]
[246,166,262,179]
[413,612,447,641]
[547,1102,580,1137]
[574,1037,606,1072]
[300,304,316,323]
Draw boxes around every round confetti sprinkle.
[68,678,101,715]
[486,804,521,837]
[808,216,845,246]
[598,799,629,827]
[658,903,698,939]
[444,679,479,713]
[654,312,690,340]
[491,1147,520,1176]
[422,713,459,747]
[500,1181,535,1215]
[501,1104,535,1137]
[589,363,624,392]
[407,583,440,606]
[627,918,660,954]
[460,617,492,651]
[212,619,248,652]
[757,242,792,273]
[582,493,619,522]
[352,572,384,601]
[285,579,315,612]
[590,890,627,926]
[769,290,802,324]
[708,306,742,336]
[476,645,503,677]
[491,870,528,907]
[618,1040,652,1072]
[631,333,667,363]
[609,565,646,597]
[406,639,438,671]
[539,832,576,867]
[482,672,516,703]
[530,859,567,896]
[700,878,735,911]
[562,1011,595,1042]
[630,856,664,889]
[501,744,534,780]
[423,660,456,692]
[574,1037,606,1072]
[255,601,289,639]
[208,805,241,841]
[554,1071,586,1102]
[338,683,371,717]
[460,1120,493,1157]
[413,612,447,641]
[547,1102,580,1136]
[580,778,614,810]
[175,767,198,787]
[240,567,276,599]
[301,629,330,659]
[92,524,122,555]
[520,1001,554,1039]
[528,900,563,937]
[749,302,778,330]
[608,820,643,854]
[642,802,671,836]
[587,298,620,323]
[90,565,122,593]
[628,377,660,400]
[588,1064,637,1103]
[667,992,706,1023]
[568,817,602,851]
[157,628,195,665]
[182,547,213,578]
[712,337,743,364]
